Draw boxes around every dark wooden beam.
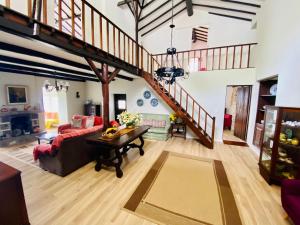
[85,57,106,83]
[102,63,110,129]
[141,7,187,36]
[209,12,252,22]
[143,0,157,9]
[138,0,184,31]
[0,62,97,81]
[199,26,208,30]
[108,68,121,83]
[220,0,261,8]
[185,0,193,16]
[193,3,256,15]
[0,65,86,82]
[118,0,135,6]
[0,55,95,78]
[0,42,133,81]
[139,0,171,21]
[194,29,208,34]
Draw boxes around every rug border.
[123,151,243,225]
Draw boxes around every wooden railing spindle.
[71,0,75,36]
[27,0,32,17]
[58,0,62,31]
[91,9,94,45]
[232,46,236,69]
[82,1,85,42]
[42,0,47,24]
[247,44,251,68]
[240,45,243,68]
[99,16,102,49]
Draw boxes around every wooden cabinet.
[253,123,264,147]
[0,162,30,225]
[259,106,300,185]
[253,77,278,147]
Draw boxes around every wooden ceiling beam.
[138,0,185,31]
[209,12,252,22]
[141,7,187,36]
[185,0,193,16]
[193,3,256,15]
[143,0,157,9]
[139,0,171,21]
[220,0,261,8]
[194,29,208,34]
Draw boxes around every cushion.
[94,116,103,126]
[72,118,82,128]
[33,144,52,161]
[85,116,94,128]
[110,120,120,127]
[152,120,166,128]
[143,119,153,126]
[61,128,85,134]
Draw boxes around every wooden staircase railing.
[152,43,257,72]
[2,0,216,148]
[143,69,216,149]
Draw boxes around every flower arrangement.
[117,111,142,128]
[169,113,177,123]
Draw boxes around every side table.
[171,122,186,139]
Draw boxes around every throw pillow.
[94,116,103,126]
[143,119,153,127]
[152,120,166,128]
[85,116,94,128]
[72,118,82,128]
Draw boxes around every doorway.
[114,94,127,120]
[42,88,68,130]
[223,85,252,146]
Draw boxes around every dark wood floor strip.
[124,151,169,211]
[214,160,243,225]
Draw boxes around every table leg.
[37,138,40,144]
[115,148,123,178]
[95,156,102,172]
[138,136,145,156]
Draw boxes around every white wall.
[142,8,257,54]
[255,0,300,107]
[86,78,172,120]
[177,68,256,141]
[0,73,86,124]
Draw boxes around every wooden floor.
[0,138,291,225]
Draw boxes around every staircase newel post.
[150,55,153,75]
[211,117,216,148]
[32,0,42,35]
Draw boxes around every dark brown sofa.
[36,127,101,177]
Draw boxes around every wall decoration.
[137,99,144,107]
[143,90,151,99]
[150,98,158,107]
[6,85,28,105]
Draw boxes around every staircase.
[143,71,215,149]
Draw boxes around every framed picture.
[6,85,29,105]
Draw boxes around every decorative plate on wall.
[143,90,151,99]
[150,98,158,107]
[137,99,144,107]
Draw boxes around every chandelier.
[155,0,188,85]
[44,72,70,92]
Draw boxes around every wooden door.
[234,86,251,141]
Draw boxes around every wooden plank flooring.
[0,138,292,225]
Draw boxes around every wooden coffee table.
[86,125,150,178]
[36,132,57,144]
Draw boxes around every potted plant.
[117,111,142,128]
[169,113,177,124]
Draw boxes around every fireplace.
[11,115,32,137]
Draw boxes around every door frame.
[223,85,252,146]
[113,94,127,120]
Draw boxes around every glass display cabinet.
[259,106,300,184]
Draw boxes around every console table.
[0,162,30,225]
[86,125,150,178]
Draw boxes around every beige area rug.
[124,151,242,225]
[1,143,39,168]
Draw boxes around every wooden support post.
[102,63,110,129]
[85,58,120,130]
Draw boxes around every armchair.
[281,179,300,225]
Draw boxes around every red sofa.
[282,179,300,225]
[33,115,104,176]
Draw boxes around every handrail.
[152,43,257,71]
[152,43,258,56]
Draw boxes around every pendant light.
[155,0,188,84]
